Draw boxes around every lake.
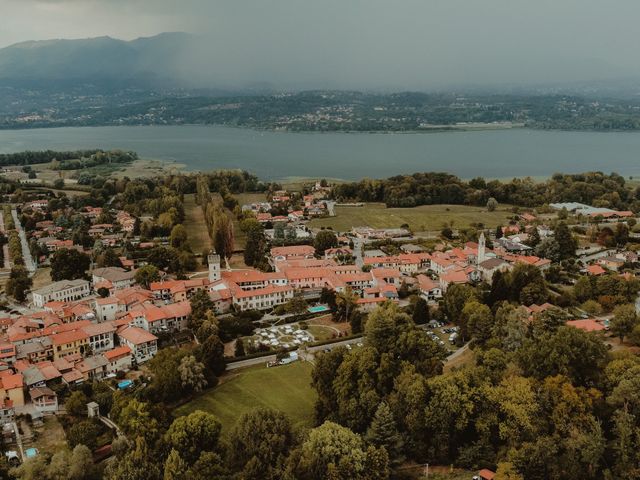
[0,125,639,180]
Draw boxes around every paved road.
[226,336,363,370]
[11,208,36,274]
[227,336,467,370]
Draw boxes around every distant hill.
[0,32,198,88]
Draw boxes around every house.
[0,400,14,425]
[417,274,442,301]
[586,264,606,276]
[597,256,626,272]
[95,297,120,322]
[92,267,137,290]
[0,372,24,407]
[76,355,109,382]
[29,387,58,413]
[117,326,158,364]
[270,245,316,262]
[104,346,133,374]
[477,469,496,480]
[478,258,512,282]
[83,322,116,353]
[51,329,89,360]
[32,279,91,308]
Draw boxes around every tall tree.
[365,402,404,465]
[50,248,90,281]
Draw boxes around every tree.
[365,402,404,465]
[95,248,122,268]
[314,230,338,255]
[189,289,215,329]
[229,408,294,480]
[464,300,493,345]
[610,304,638,343]
[517,326,608,386]
[213,211,234,264]
[443,284,477,326]
[164,410,222,465]
[134,264,160,289]
[495,225,503,239]
[178,355,207,394]
[68,444,96,480]
[495,462,524,480]
[104,437,161,480]
[335,287,359,322]
[243,219,266,267]
[412,297,429,325]
[234,338,246,357]
[170,224,189,249]
[486,197,498,212]
[163,449,188,480]
[66,420,100,450]
[6,265,32,302]
[197,332,226,377]
[554,222,577,260]
[285,293,308,315]
[290,421,389,480]
[50,248,90,281]
[65,391,88,417]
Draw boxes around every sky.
[2,0,640,90]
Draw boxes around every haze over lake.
[1,125,639,180]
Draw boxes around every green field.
[309,203,513,233]
[183,193,212,254]
[174,361,316,433]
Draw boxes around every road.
[353,238,364,269]
[226,336,363,370]
[11,208,36,274]
[227,336,467,370]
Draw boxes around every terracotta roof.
[118,326,157,345]
[104,346,132,361]
[50,329,89,346]
[0,373,23,390]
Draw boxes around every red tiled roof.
[104,346,132,361]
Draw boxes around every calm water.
[0,125,639,180]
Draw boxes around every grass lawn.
[308,203,513,233]
[29,416,67,456]
[234,192,268,206]
[31,267,52,290]
[174,361,316,434]
[183,193,212,255]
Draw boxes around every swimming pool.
[308,305,330,313]
[118,380,133,389]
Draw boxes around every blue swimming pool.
[308,305,330,313]
[25,448,38,458]
[118,380,133,389]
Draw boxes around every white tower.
[208,253,221,282]
[477,232,486,266]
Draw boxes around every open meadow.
[183,193,212,256]
[309,202,513,232]
[174,361,316,434]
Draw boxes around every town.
[0,157,636,479]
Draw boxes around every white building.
[32,279,91,308]
[117,326,158,364]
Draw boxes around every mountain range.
[0,32,199,88]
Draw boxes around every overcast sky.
[2,0,640,89]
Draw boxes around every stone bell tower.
[208,252,221,282]
[477,232,486,266]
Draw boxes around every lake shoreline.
[2,125,640,181]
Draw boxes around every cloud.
[1,0,640,90]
